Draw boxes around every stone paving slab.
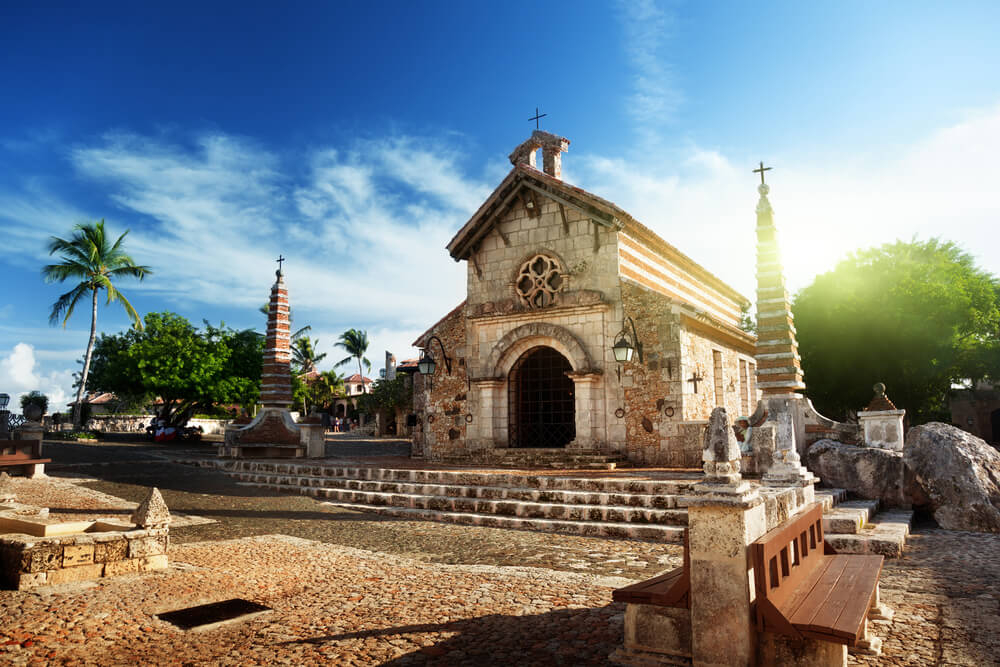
[0,534,631,666]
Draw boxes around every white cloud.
[0,342,75,412]
[572,102,1000,301]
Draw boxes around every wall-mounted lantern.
[613,316,644,364]
[418,335,453,376]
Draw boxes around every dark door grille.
[508,346,575,448]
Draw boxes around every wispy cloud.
[618,0,683,141]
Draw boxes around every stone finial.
[702,407,742,484]
[131,487,171,528]
[865,382,897,411]
[0,472,15,503]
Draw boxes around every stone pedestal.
[859,409,905,451]
[12,422,46,478]
[689,407,767,667]
[299,423,326,458]
[612,603,692,666]
[688,483,767,667]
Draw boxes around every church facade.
[412,131,759,467]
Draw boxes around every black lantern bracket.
[420,335,453,375]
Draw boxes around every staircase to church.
[213,460,914,555]
[436,448,626,470]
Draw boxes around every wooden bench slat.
[0,458,50,466]
[787,556,851,629]
[818,556,883,641]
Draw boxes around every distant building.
[950,381,1000,446]
[331,374,374,418]
[66,392,121,416]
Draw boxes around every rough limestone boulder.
[803,439,907,506]
[904,422,1000,532]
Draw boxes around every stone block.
[47,563,105,585]
[142,554,168,571]
[16,571,47,590]
[62,543,94,567]
[128,535,168,559]
[758,632,846,666]
[624,603,692,660]
[27,543,62,572]
[103,558,143,577]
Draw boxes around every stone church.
[412,130,759,467]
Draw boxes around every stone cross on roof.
[528,107,547,129]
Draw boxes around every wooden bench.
[612,529,690,608]
[752,502,883,647]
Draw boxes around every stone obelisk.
[260,266,294,408]
[220,258,324,459]
[753,175,806,395]
[749,166,816,487]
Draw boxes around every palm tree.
[292,336,327,375]
[335,328,371,393]
[43,220,151,427]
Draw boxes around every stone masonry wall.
[0,526,168,591]
[619,281,684,465]
[617,281,758,467]
[680,326,755,423]
[413,305,469,461]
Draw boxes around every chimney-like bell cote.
[508,130,570,180]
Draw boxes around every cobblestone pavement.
[0,439,994,665]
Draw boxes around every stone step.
[822,499,880,534]
[232,472,693,509]
[237,479,690,525]
[814,488,848,511]
[221,463,700,495]
[824,510,913,558]
[317,501,686,542]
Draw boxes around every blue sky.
[2,1,999,409]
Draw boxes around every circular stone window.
[515,254,564,308]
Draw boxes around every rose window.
[515,255,564,308]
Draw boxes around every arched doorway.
[508,346,575,448]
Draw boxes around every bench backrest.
[0,439,42,462]
[751,502,825,607]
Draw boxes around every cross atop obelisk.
[752,161,772,185]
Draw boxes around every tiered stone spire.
[260,268,293,408]
[754,178,806,395]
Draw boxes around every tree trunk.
[73,289,99,429]
[358,357,365,393]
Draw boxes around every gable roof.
[446,163,748,306]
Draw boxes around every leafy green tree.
[357,375,412,417]
[20,391,48,415]
[87,312,263,427]
[334,329,371,392]
[293,369,344,415]
[43,220,151,427]
[794,239,1000,423]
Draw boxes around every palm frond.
[49,284,90,327]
